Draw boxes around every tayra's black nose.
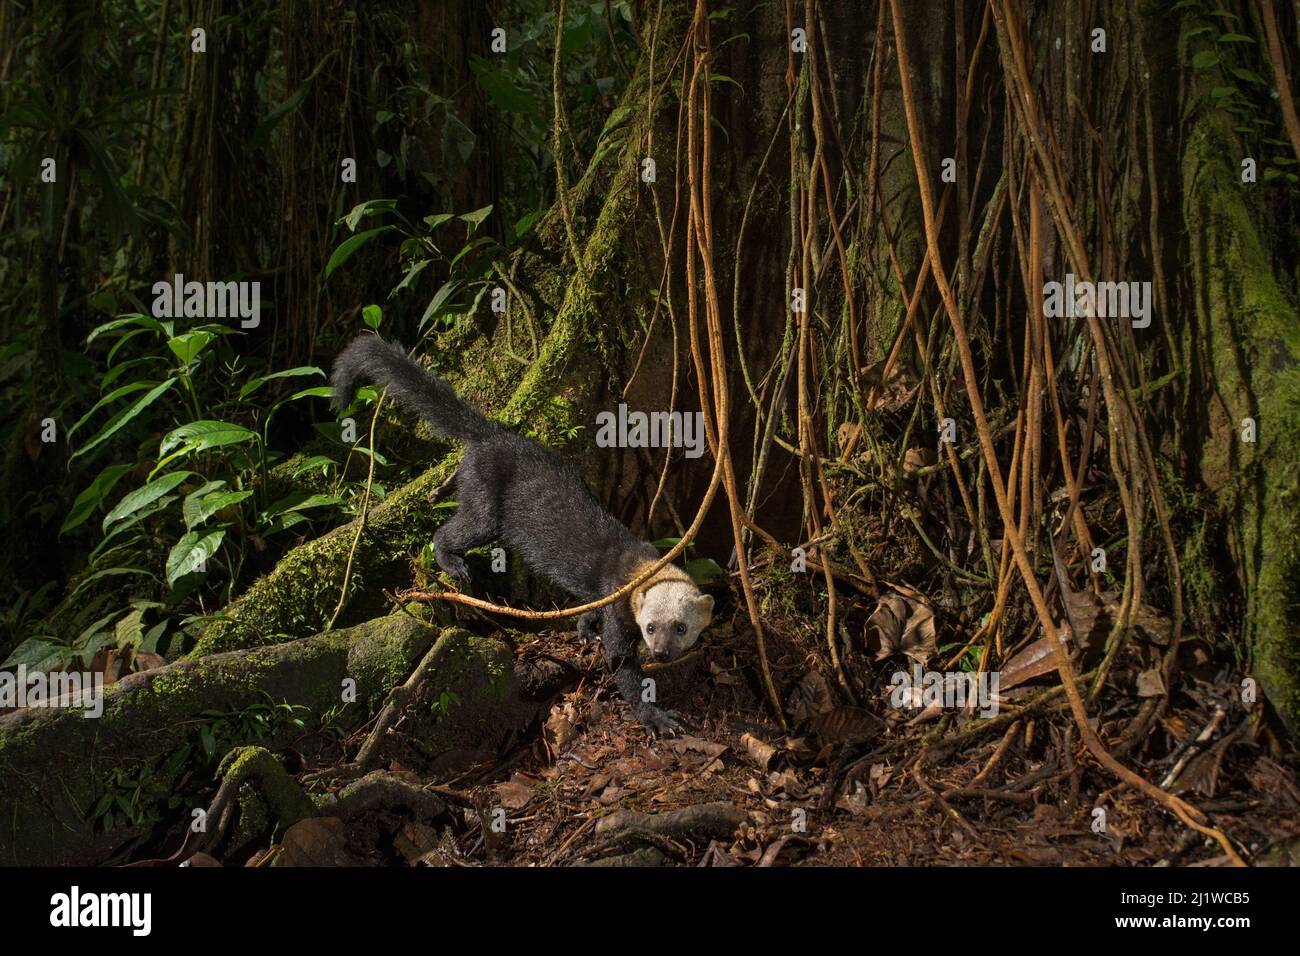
[653,650,671,663]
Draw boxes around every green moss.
[189,459,457,657]
[1182,91,1300,729]
[0,614,436,864]
[215,746,316,830]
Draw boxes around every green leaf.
[292,455,337,477]
[470,57,542,116]
[264,492,344,517]
[68,381,157,439]
[423,213,455,230]
[342,199,398,231]
[420,280,462,328]
[0,636,68,671]
[238,366,324,400]
[159,420,258,458]
[287,386,335,401]
[114,607,148,649]
[184,485,253,529]
[139,620,168,654]
[686,557,725,586]
[167,330,215,365]
[103,471,195,531]
[61,463,136,534]
[1192,50,1220,69]
[459,205,494,232]
[362,304,383,329]
[325,226,393,280]
[1230,67,1266,85]
[71,379,177,461]
[166,529,226,585]
[392,260,430,297]
[512,210,544,242]
[1216,33,1253,43]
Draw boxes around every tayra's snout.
[652,649,672,663]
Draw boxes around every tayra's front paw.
[436,552,472,582]
[635,704,682,738]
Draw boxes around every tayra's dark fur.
[331,336,684,734]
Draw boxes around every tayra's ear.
[631,589,645,618]
[697,593,714,620]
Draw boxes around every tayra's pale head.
[632,580,714,663]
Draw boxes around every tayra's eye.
[675,622,687,635]
[646,624,655,634]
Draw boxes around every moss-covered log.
[0,615,573,865]
[187,460,458,657]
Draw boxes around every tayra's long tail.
[330,336,497,441]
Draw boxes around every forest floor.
[224,620,1300,868]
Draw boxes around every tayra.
[331,336,713,735]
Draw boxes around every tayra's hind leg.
[577,609,601,644]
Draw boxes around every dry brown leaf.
[903,447,938,475]
[786,669,834,724]
[801,706,881,745]
[867,591,937,663]
[494,773,542,811]
[1000,636,1062,691]
[740,733,781,771]
[132,651,167,674]
[664,736,727,759]
[1136,668,1166,698]
[543,700,579,760]
[273,818,357,867]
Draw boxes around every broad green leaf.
[512,210,544,242]
[686,557,725,586]
[184,488,253,529]
[1192,50,1220,70]
[342,199,398,231]
[167,330,215,365]
[423,213,455,230]
[362,304,383,329]
[470,57,542,116]
[325,226,393,280]
[115,606,149,648]
[71,378,177,460]
[159,420,258,457]
[0,636,69,672]
[61,463,135,534]
[459,205,493,231]
[420,280,462,328]
[166,529,226,585]
[103,471,195,531]
[292,455,337,477]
